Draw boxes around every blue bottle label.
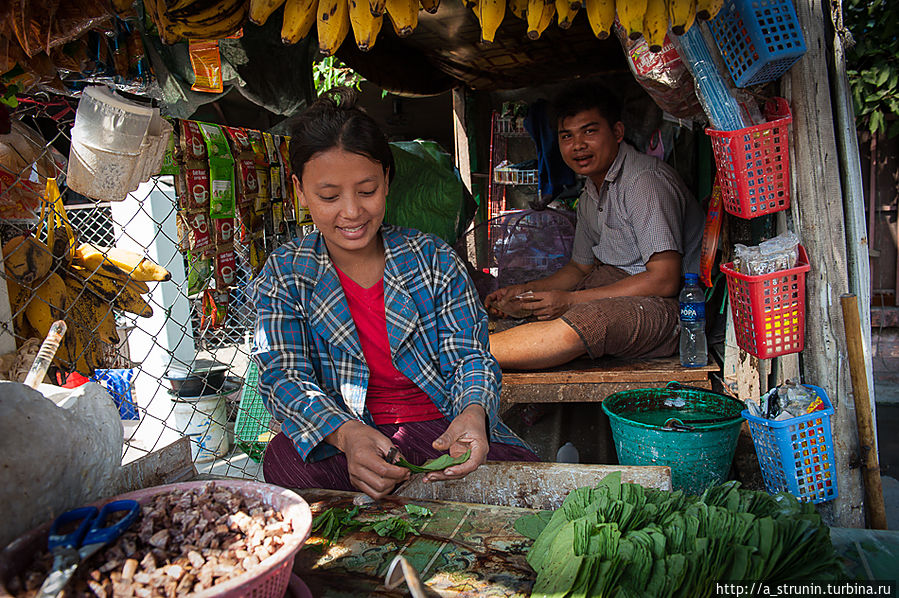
[680,302,705,322]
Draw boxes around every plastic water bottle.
[556,442,579,463]
[679,273,708,367]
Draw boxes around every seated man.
[486,82,704,370]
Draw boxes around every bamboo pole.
[840,293,887,530]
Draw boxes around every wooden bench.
[500,355,718,409]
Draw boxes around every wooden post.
[840,294,887,529]
[785,0,864,526]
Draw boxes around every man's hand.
[424,405,489,483]
[521,290,573,320]
[327,420,410,499]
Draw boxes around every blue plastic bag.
[92,369,139,420]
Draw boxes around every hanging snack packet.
[272,201,286,236]
[201,289,230,329]
[247,129,270,212]
[178,210,213,255]
[177,120,208,163]
[188,40,224,94]
[223,126,253,155]
[263,132,282,204]
[699,179,723,288]
[175,166,211,211]
[249,234,267,275]
[187,250,213,296]
[159,125,179,176]
[215,246,237,289]
[277,135,295,221]
[215,216,235,246]
[197,122,236,219]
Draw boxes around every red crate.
[707,98,792,219]
[720,245,809,359]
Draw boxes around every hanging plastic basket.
[742,385,838,504]
[708,0,807,87]
[720,245,809,359]
[707,97,792,219]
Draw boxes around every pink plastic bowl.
[0,480,312,598]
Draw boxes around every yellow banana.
[318,0,351,55]
[508,0,527,20]
[282,0,318,43]
[69,270,153,318]
[419,0,439,12]
[69,265,151,295]
[250,0,288,24]
[526,0,555,39]
[25,272,67,339]
[63,275,121,346]
[644,0,668,51]
[2,235,53,286]
[584,0,615,38]
[385,0,418,37]
[349,0,383,49]
[476,0,506,42]
[75,243,171,283]
[695,0,722,20]
[368,0,387,16]
[555,0,577,29]
[5,276,32,341]
[616,0,647,39]
[148,0,186,44]
[165,0,249,38]
[667,0,694,35]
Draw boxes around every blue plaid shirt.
[252,224,528,462]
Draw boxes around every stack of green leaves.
[514,473,842,597]
[396,449,471,473]
[311,504,435,545]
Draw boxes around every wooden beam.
[786,0,863,527]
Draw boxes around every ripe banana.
[148,0,186,44]
[526,0,555,39]
[282,0,318,43]
[75,243,171,283]
[318,0,351,55]
[584,0,615,38]
[616,0,648,39]
[68,270,154,318]
[385,0,418,37]
[5,276,32,340]
[508,0,527,20]
[69,265,151,295]
[668,0,695,35]
[2,235,53,286]
[349,0,383,50]
[63,275,121,347]
[695,0,723,20]
[368,0,387,16]
[476,0,506,42]
[250,0,288,24]
[165,0,249,38]
[644,0,668,51]
[555,0,577,29]
[419,0,439,12]
[25,272,67,339]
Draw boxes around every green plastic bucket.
[601,383,745,495]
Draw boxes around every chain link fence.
[1,98,290,481]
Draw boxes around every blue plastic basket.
[708,0,807,87]
[742,385,838,503]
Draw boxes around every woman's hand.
[328,421,410,499]
[423,405,489,483]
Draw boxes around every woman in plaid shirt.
[252,88,536,500]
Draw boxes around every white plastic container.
[71,86,153,155]
[170,393,230,463]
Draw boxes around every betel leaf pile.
[311,504,434,544]
[515,473,843,598]
[396,449,472,473]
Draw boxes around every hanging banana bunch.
[149,0,249,40]
[584,0,614,38]
[282,0,318,43]
[694,0,723,20]
[250,0,288,24]
[643,0,668,51]
[555,0,578,29]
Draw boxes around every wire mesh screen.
[0,99,299,481]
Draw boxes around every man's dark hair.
[553,81,623,128]
[289,86,395,184]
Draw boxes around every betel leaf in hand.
[397,449,472,473]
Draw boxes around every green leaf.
[514,511,553,541]
[396,449,471,473]
[405,504,433,518]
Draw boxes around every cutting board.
[291,489,538,597]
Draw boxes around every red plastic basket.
[0,481,312,598]
[720,245,809,359]
[706,98,792,219]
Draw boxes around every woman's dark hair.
[288,87,395,184]
[553,81,623,129]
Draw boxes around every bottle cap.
[684,272,699,283]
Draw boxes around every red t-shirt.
[335,267,444,425]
